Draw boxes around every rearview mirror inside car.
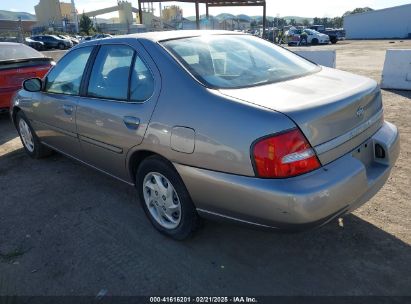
[23,78,42,92]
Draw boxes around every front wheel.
[311,38,319,45]
[58,43,65,50]
[16,111,52,159]
[136,156,200,240]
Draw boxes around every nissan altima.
[11,31,400,239]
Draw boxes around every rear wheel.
[330,37,338,44]
[136,156,200,240]
[16,111,52,159]
[311,38,319,45]
[58,43,65,50]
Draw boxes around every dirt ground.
[0,40,410,296]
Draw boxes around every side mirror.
[23,78,42,92]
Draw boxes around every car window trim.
[42,45,96,97]
[80,45,100,97]
[127,51,138,101]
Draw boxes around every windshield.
[0,44,45,61]
[161,35,319,89]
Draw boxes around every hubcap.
[143,172,181,230]
[19,119,34,152]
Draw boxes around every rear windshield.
[0,44,45,62]
[161,35,319,89]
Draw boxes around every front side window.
[45,46,93,95]
[161,35,320,89]
[87,45,134,101]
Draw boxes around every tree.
[271,17,287,28]
[302,19,310,26]
[313,17,321,25]
[343,7,373,16]
[332,17,343,28]
[289,18,296,26]
[79,14,93,35]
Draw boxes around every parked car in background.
[92,33,113,40]
[24,37,45,51]
[79,36,92,43]
[31,35,73,50]
[286,28,330,45]
[58,35,79,45]
[309,25,346,44]
[0,43,53,110]
[11,31,399,240]
[0,37,17,42]
[303,29,330,45]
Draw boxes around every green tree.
[79,14,93,35]
[343,7,373,16]
[332,17,343,28]
[302,19,310,26]
[289,18,296,26]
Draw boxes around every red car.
[0,42,53,110]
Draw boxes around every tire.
[16,111,52,159]
[136,155,200,240]
[58,43,65,50]
[311,38,319,45]
[330,37,338,44]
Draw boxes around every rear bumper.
[175,121,400,229]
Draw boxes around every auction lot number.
[150,297,257,303]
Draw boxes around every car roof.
[74,30,247,49]
[118,30,244,42]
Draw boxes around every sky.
[4,0,411,18]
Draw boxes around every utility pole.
[17,17,23,43]
[71,0,79,33]
[159,2,163,30]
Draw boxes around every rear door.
[76,42,160,181]
[32,46,94,158]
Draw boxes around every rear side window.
[130,56,154,102]
[87,45,134,101]
[45,46,93,95]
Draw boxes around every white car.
[303,29,330,45]
[286,28,330,45]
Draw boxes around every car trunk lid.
[219,67,383,165]
[0,58,51,88]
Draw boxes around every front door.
[32,46,94,158]
[76,42,160,181]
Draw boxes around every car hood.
[218,67,382,163]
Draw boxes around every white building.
[344,4,411,39]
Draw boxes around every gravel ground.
[1,40,410,296]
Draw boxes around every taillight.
[252,129,321,178]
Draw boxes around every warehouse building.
[344,3,411,39]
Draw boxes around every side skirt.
[41,141,135,187]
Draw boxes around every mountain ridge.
[0,10,36,21]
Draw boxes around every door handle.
[63,104,74,115]
[123,116,140,130]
